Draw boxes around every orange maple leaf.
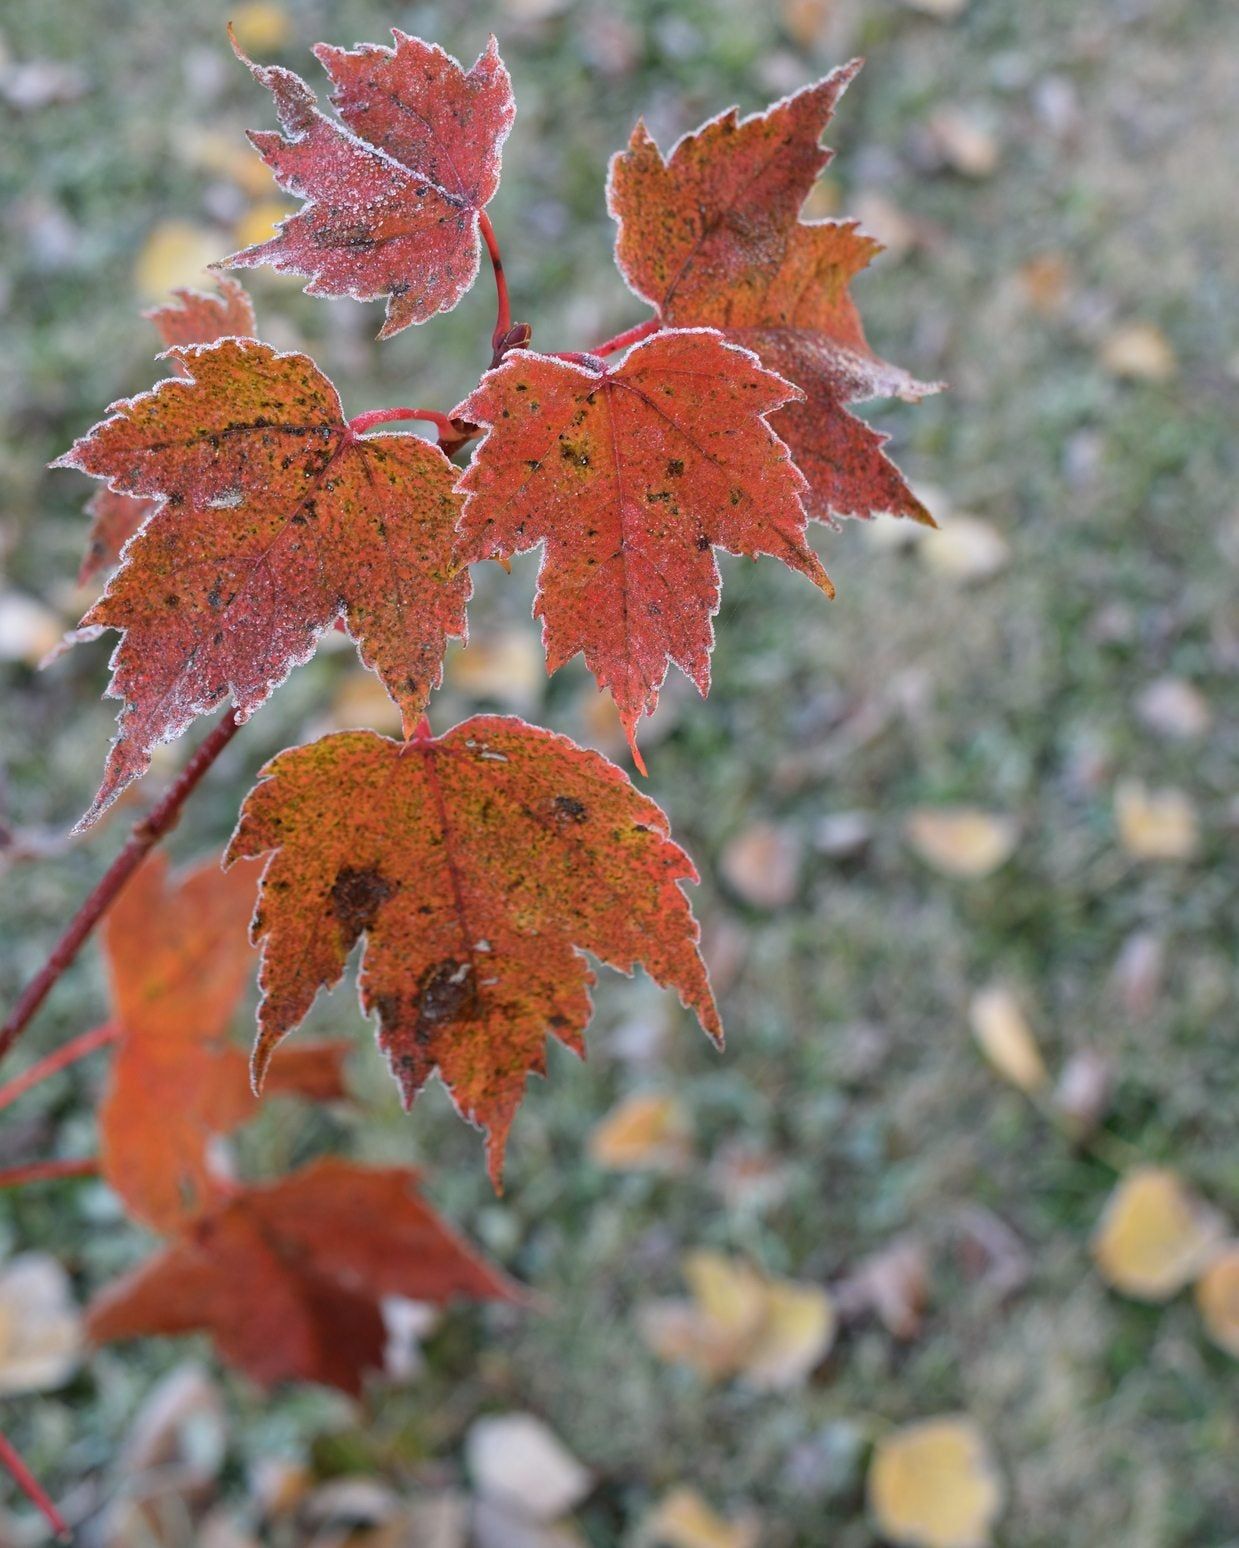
[228,715,721,1186]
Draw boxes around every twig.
[0,1157,97,1190]
[0,1023,119,1114]
[591,316,661,357]
[0,709,242,1070]
[0,1431,71,1542]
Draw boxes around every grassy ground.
[1,0,1236,1543]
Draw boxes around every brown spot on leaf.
[330,866,396,948]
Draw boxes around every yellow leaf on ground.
[1195,1245,1239,1359]
[232,200,296,252]
[0,1253,83,1395]
[179,129,278,198]
[642,1487,760,1548]
[1114,781,1200,861]
[968,985,1047,1093]
[448,628,545,712]
[0,590,62,666]
[229,2,292,52]
[133,220,221,300]
[1092,1167,1225,1301]
[900,0,968,16]
[743,1278,837,1389]
[589,1092,691,1172]
[905,809,1018,878]
[920,516,1010,582]
[1099,322,1177,382]
[641,1252,834,1390]
[329,669,405,735]
[868,1416,1004,1548]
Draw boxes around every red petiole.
[0,1022,119,1113]
[0,1432,72,1542]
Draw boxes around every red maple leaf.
[607,66,937,524]
[453,329,831,762]
[99,852,349,1231]
[87,1158,517,1393]
[54,338,468,828]
[222,29,514,338]
[79,279,258,585]
[228,715,721,1186]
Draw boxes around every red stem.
[0,1432,71,1543]
[0,709,242,1070]
[0,1157,97,1190]
[478,210,511,360]
[348,406,459,441]
[0,1022,119,1114]
[591,316,661,357]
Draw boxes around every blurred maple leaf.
[99,852,349,1231]
[88,1159,516,1392]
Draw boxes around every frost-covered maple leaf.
[54,338,468,828]
[608,66,937,524]
[454,329,831,762]
[221,29,514,337]
[229,716,721,1186]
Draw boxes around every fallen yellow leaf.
[1099,322,1177,383]
[1092,1167,1225,1301]
[905,809,1018,878]
[641,1252,835,1390]
[232,200,296,252]
[0,1254,83,1395]
[643,1486,760,1548]
[589,1092,691,1172]
[920,516,1010,582]
[229,2,292,53]
[1114,781,1200,861]
[0,591,63,666]
[743,1277,836,1390]
[968,985,1047,1094]
[868,1416,1003,1548]
[133,220,221,301]
[328,669,404,735]
[448,628,545,712]
[1194,1245,1239,1359]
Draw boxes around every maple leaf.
[221,29,515,338]
[453,329,831,763]
[99,852,349,1231]
[227,716,721,1186]
[87,1158,516,1393]
[145,274,257,350]
[607,66,937,525]
[79,279,258,585]
[53,338,468,828]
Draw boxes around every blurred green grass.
[1,0,1237,1543]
